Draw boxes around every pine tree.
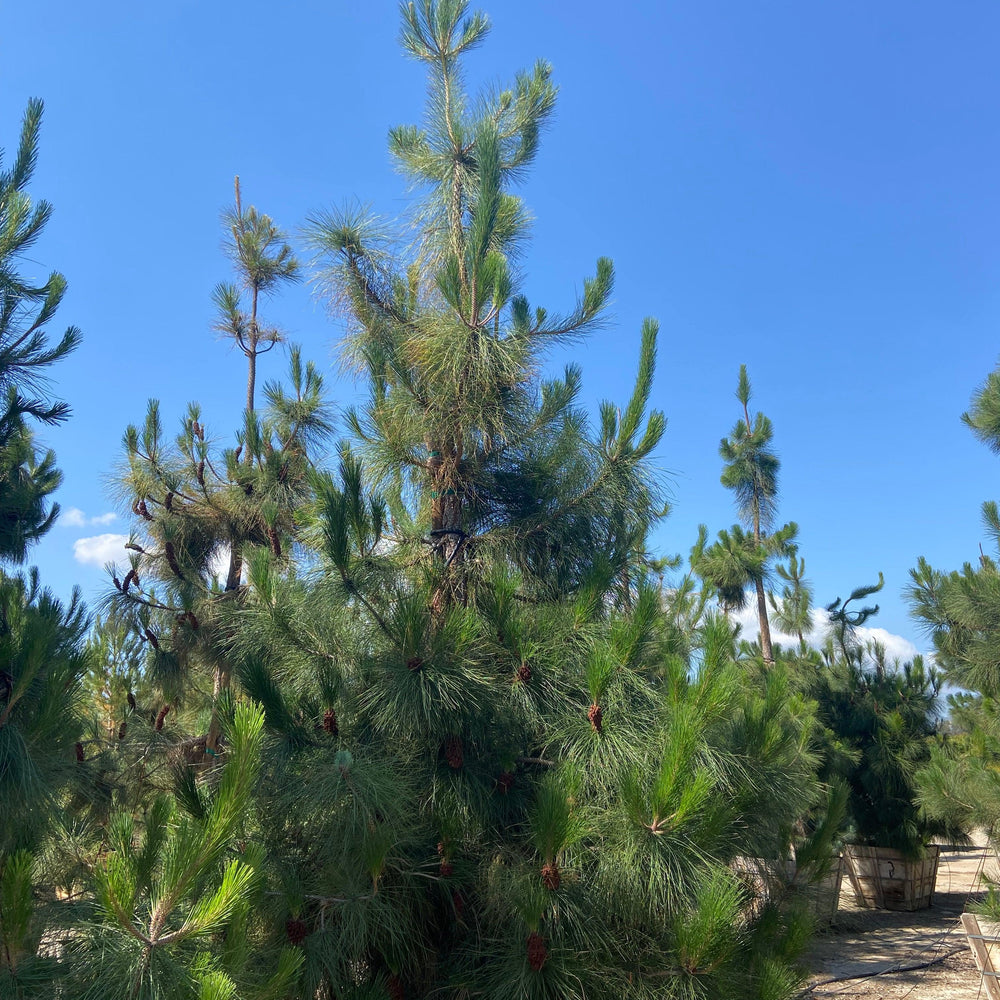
[0,101,89,997]
[0,98,80,561]
[200,5,827,998]
[305,0,666,608]
[768,549,813,647]
[908,359,1000,891]
[708,365,797,663]
[111,187,326,755]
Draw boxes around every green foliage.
[0,98,80,563]
[702,367,796,663]
[305,0,666,606]
[71,703,301,1000]
[22,6,833,999]
[909,357,1000,867]
[808,628,941,856]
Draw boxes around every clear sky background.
[2,0,998,656]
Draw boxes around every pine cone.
[164,491,174,512]
[439,860,454,878]
[406,656,423,672]
[527,932,548,972]
[497,771,514,794]
[154,704,170,731]
[588,702,603,733]
[445,736,463,769]
[267,526,281,558]
[113,575,122,592]
[118,721,127,741]
[196,460,205,486]
[285,918,308,946]
[386,974,405,1000]
[163,542,183,580]
[517,661,532,684]
[323,708,338,736]
[133,498,153,521]
[75,742,85,762]
[541,862,561,891]
[127,691,136,712]
[144,627,160,650]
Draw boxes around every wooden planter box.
[784,854,845,924]
[733,855,844,924]
[843,844,940,911]
[962,914,1000,1000]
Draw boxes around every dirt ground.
[804,841,995,998]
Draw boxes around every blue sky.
[2,0,999,654]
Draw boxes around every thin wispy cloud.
[61,507,118,528]
[73,533,130,568]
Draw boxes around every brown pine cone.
[323,708,338,736]
[527,932,548,972]
[497,771,514,794]
[516,661,532,683]
[154,704,170,731]
[164,542,184,580]
[386,974,405,1000]
[439,860,454,878]
[75,742,85,762]
[541,862,561,891]
[285,918,308,946]
[406,656,423,672]
[144,627,160,650]
[444,736,463,769]
[588,702,603,733]
[118,721,127,741]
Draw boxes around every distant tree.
[709,365,797,663]
[769,549,813,647]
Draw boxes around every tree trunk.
[428,440,466,612]
[755,576,774,665]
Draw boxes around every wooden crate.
[961,914,1000,1000]
[843,844,940,911]
[785,854,845,924]
[733,855,844,924]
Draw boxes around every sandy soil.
[804,841,995,998]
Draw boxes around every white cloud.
[208,546,231,582]
[73,533,130,568]
[732,604,921,663]
[61,507,118,528]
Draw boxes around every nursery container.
[843,844,939,911]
